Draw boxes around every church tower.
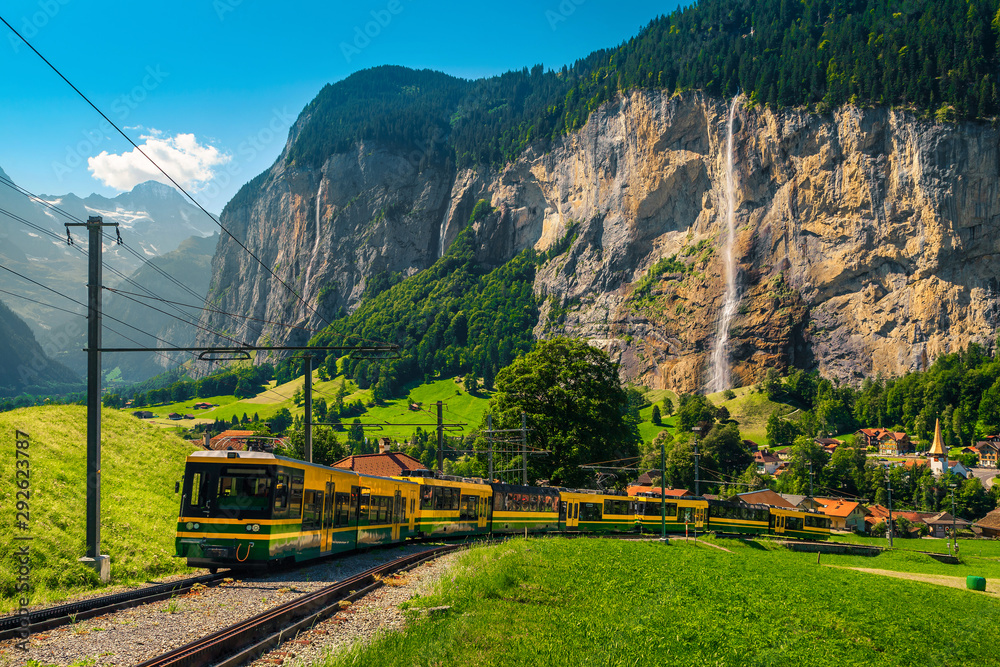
[927,418,949,476]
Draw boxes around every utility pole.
[694,444,700,497]
[809,461,814,497]
[887,471,894,548]
[661,440,666,540]
[66,216,118,584]
[436,401,444,471]
[303,355,312,463]
[486,414,493,481]
[521,412,528,485]
[950,483,958,556]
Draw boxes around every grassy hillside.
[0,406,194,611]
[325,537,1000,666]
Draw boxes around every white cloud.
[88,132,230,191]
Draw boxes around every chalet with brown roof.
[973,508,1000,538]
[742,440,761,453]
[736,489,795,508]
[814,437,843,454]
[855,428,913,455]
[814,498,868,531]
[332,452,428,478]
[132,410,154,419]
[971,441,1000,467]
[779,494,824,511]
[924,511,972,538]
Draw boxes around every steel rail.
[136,545,460,667]
[0,571,228,641]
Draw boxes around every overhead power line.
[0,15,341,340]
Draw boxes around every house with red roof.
[754,450,781,475]
[971,441,999,467]
[332,451,429,477]
[209,430,256,451]
[855,428,913,455]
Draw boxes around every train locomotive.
[174,450,832,570]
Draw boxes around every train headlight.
[186,522,194,530]
[246,524,253,532]
[193,523,200,530]
[252,524,260,532]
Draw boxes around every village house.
[973,508,1000,538]
[626,472,693,498]
[754,450,781,475]
[735,489,795,508]
[970,441,999,467]
[923,511,973,538]
[206,430,286,452]
[779,494,824,511]
[855,428,913,455]
[132,410,154,419]
[814,437,843,455]
[814,498,868,532]
[333,441,429,477]
[864,505,937,536]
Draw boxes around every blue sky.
[0,0,682,214]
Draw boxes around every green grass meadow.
[0,406,194,612]
[322,537,1000,667]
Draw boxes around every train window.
[411,498,415,515]
[494,492,505,512]
[189,472,203,508]
[215,467,272,518]
[579,502,602,521]
[335,492,350,526]
[528,495,536,512]
[787,517,804,531]
[421,486,434,510]
[665,503,677,517]
[360,490,371,521]
[302,491,322,530]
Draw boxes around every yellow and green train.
[174,451,831,570]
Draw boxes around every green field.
[0,406,193,612]
[321,537,1000,666]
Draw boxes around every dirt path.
[826,565,1000,598]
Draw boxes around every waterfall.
[708,97,741,393]
[304,179,324,292]
[438,217,448,257]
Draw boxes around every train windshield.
[181,464,274,520]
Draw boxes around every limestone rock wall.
[199,90,1000,391]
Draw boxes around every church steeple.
[928,419,947,456]
[927,418,949,476]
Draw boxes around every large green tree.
[484,338,640,487]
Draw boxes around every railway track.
[135,544,460,667]
[0,571,228,642]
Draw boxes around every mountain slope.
[198,2,1000,391]
[0,300,81,396]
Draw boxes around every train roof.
[184,450,420,486]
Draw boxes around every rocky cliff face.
[201,90,1000,391]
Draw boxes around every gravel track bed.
[249,552,459,667]
[0,545,442,667]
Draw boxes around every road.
[968,466,997,489]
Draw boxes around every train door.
[478,494,488,530]
[322,481,335,552]
[408,489,416,532]
[695,506,706,529]
[392,490,402,541]
[566,499,579,529]
[774,514,785,536]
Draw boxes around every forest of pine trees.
[279,0,1000,174]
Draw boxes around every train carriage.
[399,471,492,537]
[706,499,770,535]
[491,483,559,534]
[175,451,418,569]
[559,490,636,533]
[770,507,832,540]
[631,493,707,534]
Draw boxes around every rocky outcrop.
[200,90,1000,391]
